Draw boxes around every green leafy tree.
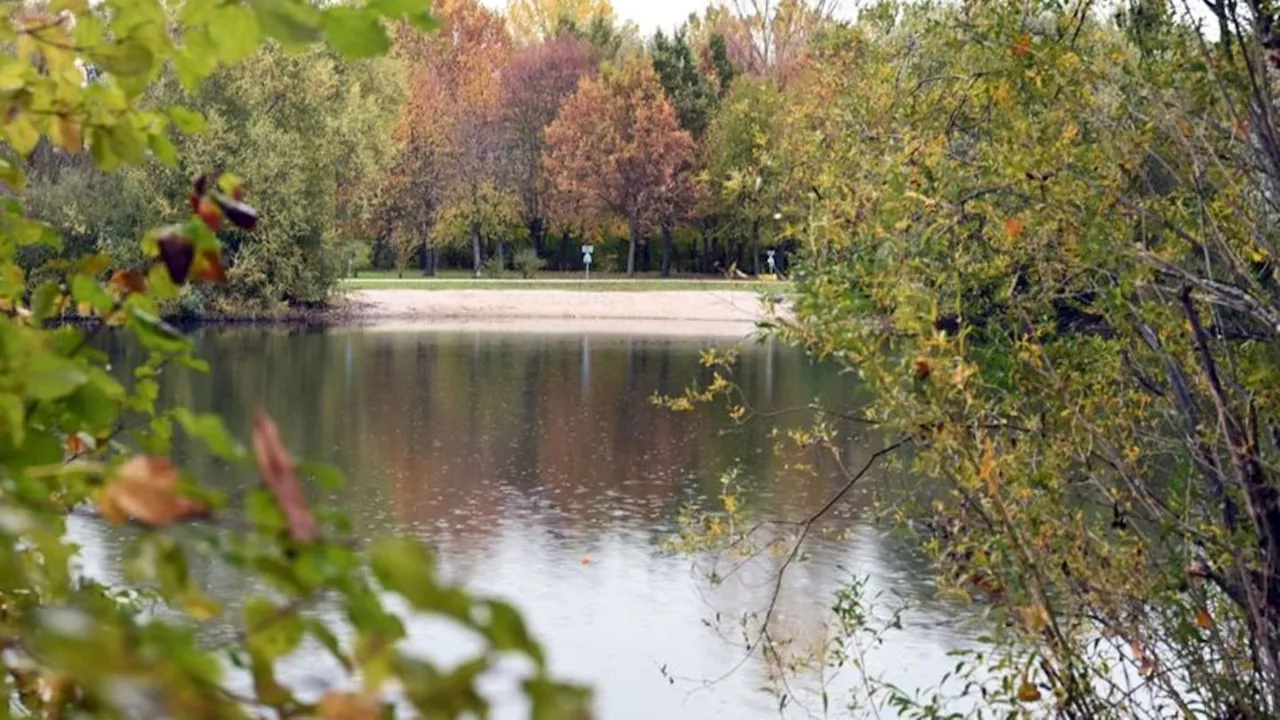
[432,181,525,273]
[129,45,402,313]
[650,28,720,140]
[702,78,786,275]
[0,1,587,717]
[673,0,1280,715]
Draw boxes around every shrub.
[513,247,546,278]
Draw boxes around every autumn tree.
[506,0,616,46]
[501,34,598,255]
[544,57,695,276]
[693,0,830,81]
[386,0,513,276]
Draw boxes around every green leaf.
[251,0,322,47]
[173,409,245,461]
[31,282,62,324]
[148,132,178,167]
[0,394,24,446]
[0,429,62,471]
[525,677,592,720]
[211,5,262,62]
[70,274,114,314]
[169,106,207,134]
[105,123,147,165]
[323,8,390,58]
[368,0,432,14]
[65,381,119,433]
[369,538,437,607]
[5,114,39,155]
[127,308,188,354]
[483,600,543,663]
[94,41,155,77]
[246,487,286,533]
[245,597,305,660]
[299,460,346,492]
[305,618,352,671]
[26,355,88,401]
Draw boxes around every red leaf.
[251,408,317,543]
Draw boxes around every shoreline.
[123,288,793,340]
[331,288,789,330]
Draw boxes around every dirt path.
[337,288,788,336]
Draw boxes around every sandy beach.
[337,288,789,337]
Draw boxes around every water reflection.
[85,325,985,718]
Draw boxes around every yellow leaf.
[50,116,82,153]
[185,588,222,621]
[979,436,998,495]
[1016,603,1050,633]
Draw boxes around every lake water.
[77,325,985,718]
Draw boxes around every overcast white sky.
[478,0,852,37]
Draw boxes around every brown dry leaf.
[1015,680,1041,702]
[252,408,317,543]
[1003,217,1025,239]
[317,691,381,720]
[1195,608,1214,630]
[580,554,592,566]
[1011,34,1031,57]
[109,269,148,295]
[97,456,209,527]
[65,433,85,458]
[912,357,931,381]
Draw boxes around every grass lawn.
[341,272,792,294]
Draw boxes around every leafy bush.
[482,252,509,278]
[0,2,587,718]
[513,247,546,278]
[666,1,1280,716]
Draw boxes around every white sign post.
[582,244,594,280]
[766,249,777,275]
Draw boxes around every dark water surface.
[76,325,983,718]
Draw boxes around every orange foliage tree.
[542,58,695,276]
[501,34,599,255]
[383,0,513,275]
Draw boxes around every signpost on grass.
[582,244,594,280]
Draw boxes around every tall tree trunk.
[420,238,429,277]
[427,245,437,277]
[626,213,639,277]
[471,223,483,277]
[529,217,543,256]
[661,221,674,278]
